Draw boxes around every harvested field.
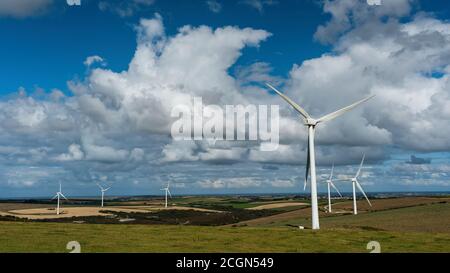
[1,207,150,219]
[0,205,223,220]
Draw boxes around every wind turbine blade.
[356,154,365,178]
[59,182,62,193]
[265,83,310,120]
[304,139,310,191]
[104,187,111,191]
[330,163,334,180]
[52,194,58,200]
[355,180,372,206]
[60,193,68,201]
[317,95,375,123]
[330,181,342,197]
[167,189,172,198]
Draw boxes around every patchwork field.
[0,195,448,252]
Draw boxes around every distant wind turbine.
[161,182,172,208]
[265,83,374,229]
[97,184,111,208]
[52,182,68,215]
[325,164,342,213]
[350,154,372,215]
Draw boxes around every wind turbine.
[161,182,172,208]
[97,184,111,208]
[52,182,68,215]
[325,164,342,213]
[350,154,372,215]
[265,83,374,229]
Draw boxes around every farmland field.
[0,195,449,253]
[257,203,450,233]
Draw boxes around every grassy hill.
[0,196,448,253]
[0,221,449,253]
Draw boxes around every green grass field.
[0,221,449,253]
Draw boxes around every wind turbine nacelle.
[305,118,317,126]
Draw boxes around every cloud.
[206,0,222,13]
[197,177,262,189]
[49,89,65,102]
[7,10,449,163]
[314,0,414,44]
[197,179,226,189]
[284,1,450,154]
[1,5,450,194]
[71,14,271,146]
[235,62,282,86]
[161,141,200,163]
[80,132,137,163]
[270,179,295,188]
[54,144,84,161]
[196,177,297,190]
[240,0,278,14]
[0,14,272,183]
[406,155,431,165]
[0,0,53,18]
[4,166,63,188]
[98,0,155,17]
[84,56,106,67]
[386,163,450,187]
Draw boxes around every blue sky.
[1,0,331,94]
[0,0,449,198]
[2,0,449,93]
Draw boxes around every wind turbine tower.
[350,154,372,215]
[161,182,172,208]
[52,182,68,215]
[326,164,342,213]
[97,184,111,208]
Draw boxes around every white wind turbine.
[52,182,68,215]
[97,184,111,208]
[161,182,172,208]
[265,83,374,229]
[325,164,342,213]
[350,154,372,215]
